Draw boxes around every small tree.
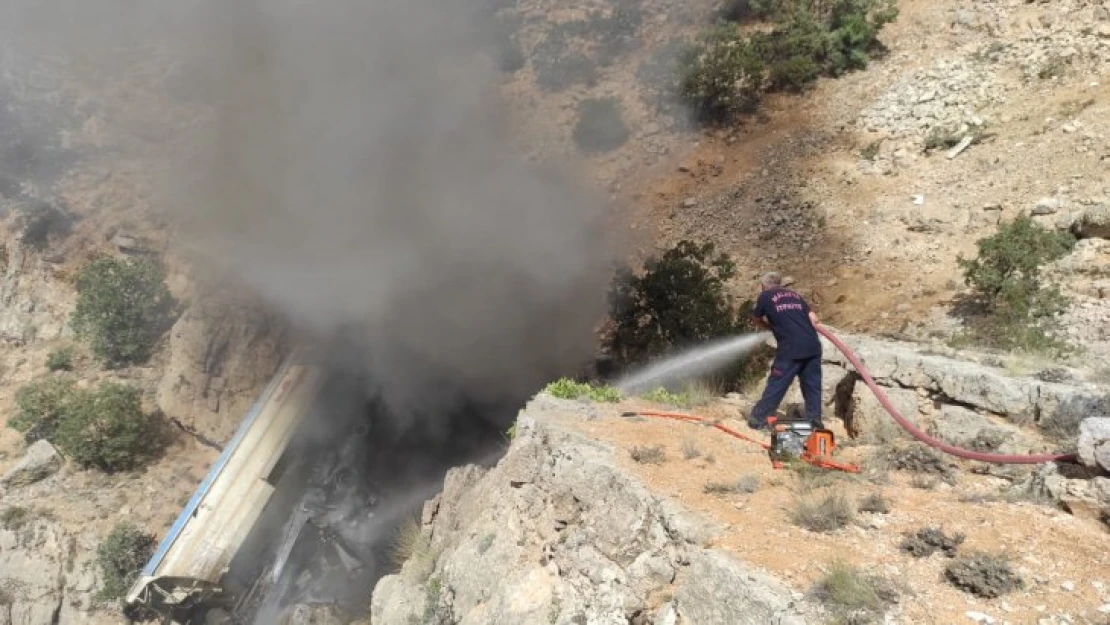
[52,383,153,472]
[956,215,1075,352]
[9,376,77,443]
[97,523,156,602]
[605,240,770,390]
[678,24,766,123]
[71,257,175,367]
[958,215,1075,319]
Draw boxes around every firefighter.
[747,272,824,430]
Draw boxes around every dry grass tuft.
[791,493,854,533]
[630,445,667,464]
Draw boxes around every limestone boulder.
[0,440,62,489]
[1078,417,1110,473]
[1071,203,1110,240]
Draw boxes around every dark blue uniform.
[748,287,823,429]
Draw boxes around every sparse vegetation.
[857,492,890,514]
[642,382,713,408]
[0,506,32,531]
[885,444,954,480]
[954,215,1076,355]
[681,437,702,460]
[900,527,965,558]
[1036,54,1068,80]
[944,551,1024,598]
[8,378,162,472]
[71,257,176,367]
[705,473,761,494]
[909,474,939,490]
[860,139,882,161]
[789,459,852,492]
[543,378,622,402]
[860,451,892,484]
[630,445,666,464]
[791,492,854,532]
[605,240,772,392]
[476,533,495,555]
[97,523,156,602]
[572,97,630,153]
[46,346,75,372]
[811,559,898,623]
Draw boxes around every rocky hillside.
[2,0,1110,622]
[374,332,1110,625]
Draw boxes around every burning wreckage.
[125,348,499,624]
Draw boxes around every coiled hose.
[817,326,1077,464]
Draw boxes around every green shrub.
[97,523,156,602]
[9,376,77,443]
[752,12,828,91]
[52,383,154,472]
[678,0,897,121]
[46,346,75,372]
[9,377,161,472]
[955,215,1076,353]
[71,257,175,367]
[572,97,630,153]
[678,24,766,123]
[642,386,694,408]
[544,378,623,402]
[605,240,772,392]
[755,0,897,90]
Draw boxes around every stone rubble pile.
[856,57,1005,139]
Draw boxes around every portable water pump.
[767,415,837,468]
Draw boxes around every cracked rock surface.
[370,395,817,625]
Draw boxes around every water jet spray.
[614,332,771,394]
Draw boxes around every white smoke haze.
[2,0,618,425]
